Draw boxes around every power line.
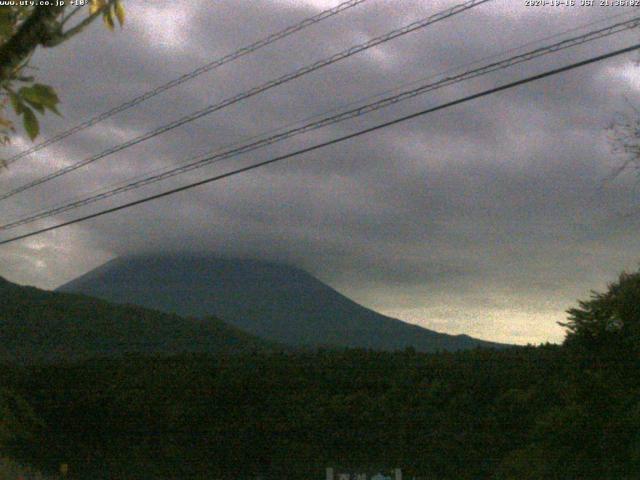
[1,42,637,247]
[3,15,639,232]
[0,0,490,202]
[3,15,636,229]
[9,7,635,227]
[8,7,631,228]
[2,0,370,167]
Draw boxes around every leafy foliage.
[89,0,125,31]
[562,270,640,353]
[0,1,124,159]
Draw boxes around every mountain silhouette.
[58,254,506,351]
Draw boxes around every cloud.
[1,0,640,344]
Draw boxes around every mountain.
[58,254,506,352]
[0,276,270,364]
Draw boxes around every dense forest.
[0,270,639,479]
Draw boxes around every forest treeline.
[0,270,639,479]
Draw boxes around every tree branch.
[45,1,116,48]
[60,5,83,27]
[0,6,65,83]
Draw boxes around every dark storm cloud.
[1,0,640,343]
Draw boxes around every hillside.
[0,276,270,363]
[58,254,507,352]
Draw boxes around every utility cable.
[0,0,490,201]
[1,41,637,246]
[2,15,638,231]
[2,0,370,167]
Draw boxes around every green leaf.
[32,84,59,105]
[19,84,59,109]
[22,107,39,141]
[18,86,39,105]
[9,92,23,115]
[114,0,125,26]
[24,99,45,113]
[46,103,62,117]
[103,10,115,31]
[0,11,14,40]
[89,0,106,15]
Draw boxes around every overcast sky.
[1,0,640,344]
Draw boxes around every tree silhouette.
[561,268,640,356]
